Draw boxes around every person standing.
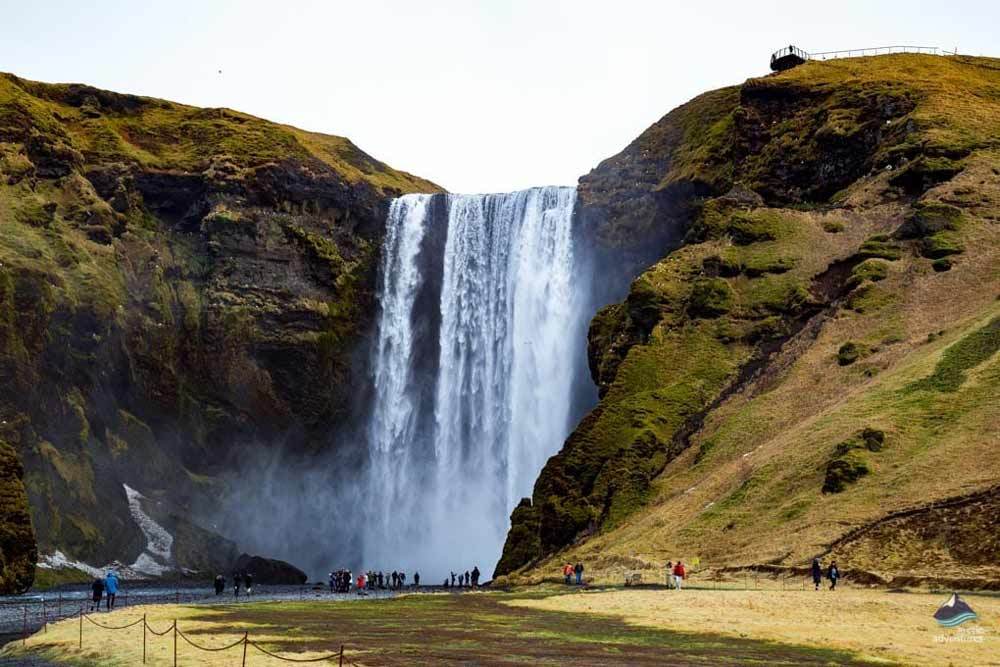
[574,562,584,586]
[471,566,480,588]
[665,561,674,589]
[245,572,254,596]
[233,571,242,598]
[827,561,840,590]
[414,572,420,588]
[104,571,119,610]
[90,577,105,612]
[215,574,225,595]
[672,561,686,590]
[811,558,823,591]
[563,563,573,585]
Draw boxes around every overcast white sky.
[2,1,996,192]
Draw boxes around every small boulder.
[231,553,307,585]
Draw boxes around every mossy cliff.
[0,72,439,588]
[497,54,1000,581]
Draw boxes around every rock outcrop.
[497,54,1000,581]
[232,553,307,585]
[0,72,439,576]
[0,440,36,593]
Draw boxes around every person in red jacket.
[562,563,573,585]
[672,561,686,590]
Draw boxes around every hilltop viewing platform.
[771,44,958,71]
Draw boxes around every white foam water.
[365,187,591,578]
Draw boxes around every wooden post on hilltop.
[142,613,147,663]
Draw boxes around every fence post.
[339,644,345,667]
[173,620,177,667]
[79,607,83,649]
[242,632,248,667]
[143,613,147,664]
[22,606,27,647]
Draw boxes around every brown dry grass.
[509,587,1000,666]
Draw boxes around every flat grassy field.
[2,588,871,666]
[511,586,1000,666]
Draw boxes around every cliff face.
[0,73,439,587]
[497,54,1000,582]
[0,440,36,592]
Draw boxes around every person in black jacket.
[233,571,242,597]
[90,578,105,612]
[214,574,225,595]
[244,572,254,596]
[574,562,584,585]
[811,558,822,591]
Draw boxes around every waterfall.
[365,186,592,578]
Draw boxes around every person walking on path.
[827,561,840,590]
[811,558,823,591]
[563,563,573,585]
[672,561,686,590]
[666,561,674,589]
[90,577,105,612]
[104,571,119,610]
[574,562,584,586]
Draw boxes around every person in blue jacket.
[104,571,119,610]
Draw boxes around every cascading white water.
[366,186,591,579]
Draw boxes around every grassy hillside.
[498,54,1000,586]
[0,72,440,589]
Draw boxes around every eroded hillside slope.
[0,73,439,589]
[498,54,1000,585]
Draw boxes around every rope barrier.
[176,626,247,652]
[247,640,344,663]
[144,619,176,636]
[50,602,355,664]
[83,614,145,630]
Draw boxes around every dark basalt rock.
[231,553,307,585]
[0,440,37,593]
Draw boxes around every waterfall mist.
[364,187,594,579]
[211,187,596,581]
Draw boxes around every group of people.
[665,561,687,589]
[811,558,841,590]
[562,562,585,585]
[350,569,423,594]
[211,572,255,597]
[89,571,119,611]
[444,566,480,588]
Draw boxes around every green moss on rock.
[847,259,889,288]
[837,341,869,366]
[0,440,37,593]
[689,278,734,318]
[858,234,903,261]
